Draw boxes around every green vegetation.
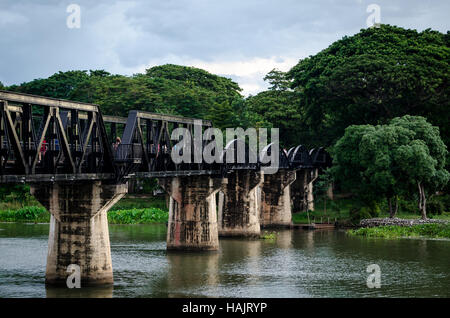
[0,206,49,223]
[292,197,450,225]
[260,231,277,240]
[1,24,449,222]
[108,208,168,224]
[110,195,167,211]
[0,206,168,224]
[287,25,450,150]
[348,223,450,239]
[330,116,449,220]
[0,192,168,224]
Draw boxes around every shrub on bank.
[348,223,450,239]
[107,208,168,224]
[0,206,49,222]
[0,206,168,224]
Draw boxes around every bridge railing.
[113,143,143,164]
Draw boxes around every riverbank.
[0,206,169,224]
[348,221,450,239]
[0,194,169,224]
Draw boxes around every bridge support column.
[260,170,296,228]
[218,170,263,238]
[31,181,127,286]
[158,176,224,251]
[291,169,319,213]
[291,170,308,213]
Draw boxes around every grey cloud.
[0,0,448,91]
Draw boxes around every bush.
[349,207,369,225]
[108,208,168,224]
[434,195,450,212]
[0,206,49,222]
[427,200,444,215]
[398,198,418,214]
[348,223,450,239]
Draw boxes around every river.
[0,223,449,298]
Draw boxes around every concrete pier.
[158,176,224,251]
[31,181,127,286]
[260,170,296,228]
[218,170,262,237]
[291,170,308,213]
[290,169,319,212]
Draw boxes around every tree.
[10,65,245,122]
[288,25,450,149]
[264,68,291,91]
[331,115,449,219]
[11,70,91,99]
[245,70,303,148]
[390,116,449,219]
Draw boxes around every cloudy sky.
[0,0,448,95]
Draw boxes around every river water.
[0,222,449,298]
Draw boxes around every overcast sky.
[0,0,448,95]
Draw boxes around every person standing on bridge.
[113,137,121,151]
[38,139,47,163]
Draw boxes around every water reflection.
[0,223,449,298]
[46,285,113,298]
[165,251,220,297]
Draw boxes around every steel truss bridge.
[0,90,331,184]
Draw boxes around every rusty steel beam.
[135,110,212,126]
[0,90,99,112]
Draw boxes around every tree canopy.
[9,65,243,120]
[331,115,449,219]
[287,25,450,149]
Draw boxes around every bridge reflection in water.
[0,91,331,286]
[1,223,449,298]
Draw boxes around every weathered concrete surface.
[218,171,263,237]
[158,176,224,251]
[260,170,296,228]
[290,169,318,212]
[31,181,127,286]
[291,170,308,213]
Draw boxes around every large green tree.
[245,69,303,147]
[288,25,450,148]
[331,115,449,219]
[8,65,244,121]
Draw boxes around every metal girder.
[0,90,99,112]
[0,90,333,184]
[134,110,212,126]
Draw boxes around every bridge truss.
[0,90,331,184]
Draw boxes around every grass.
[0,194,169,224]
[0,206,49,223]
[292,199,352,224]
[108,208,168,224]
[260,231,277,240]
[292,198,450,224]
[348,223,450,239]
[110,194,167,211]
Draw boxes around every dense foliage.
[331,116,449,219]
[2,24,449,219]
[348,223,450,239]
[0,206,49,223]
[9,65,244,121]
[108,208,168,224]
[287,25,449,149]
